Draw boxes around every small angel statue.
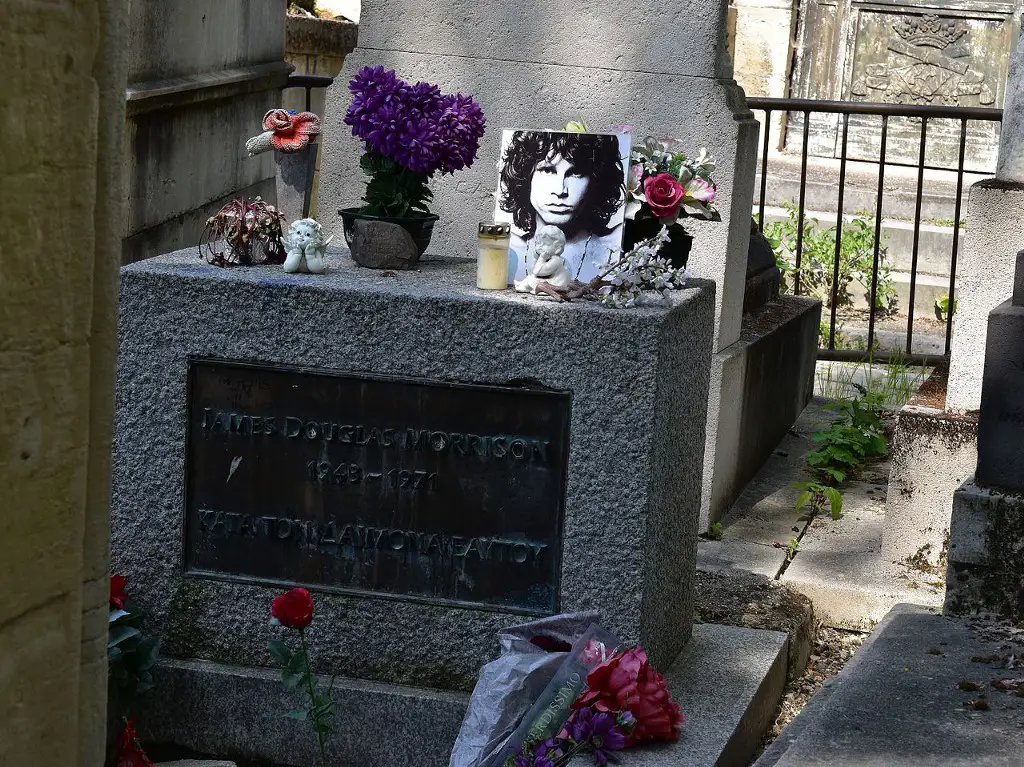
[282,218,333,274]
[514,225,572,294]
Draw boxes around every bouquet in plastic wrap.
[450,614,684,767]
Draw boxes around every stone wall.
[729,0,798,143]
[0,0,126,764]
[122,1,290,264]
[790,2,1020,170]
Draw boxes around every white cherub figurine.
[514,225,572,294]
[282,218,333,274]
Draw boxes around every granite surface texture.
[977,298,1024,493]
[112,248,714,690]
[137,623,787,767]
[757,604,1024,766]
[946,478,1024,620]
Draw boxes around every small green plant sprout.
[793,480,844,520]
[786,537,800,561]
[763,203,898,316]
[707,521,724,541]
[934,294,958,321]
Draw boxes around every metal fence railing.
[747,97,1003,365]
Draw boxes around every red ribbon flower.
[573,646,684,745]
[116,717,154,767]
[262,108,321,153]
[271,587,315,629]
[110,574,127,610]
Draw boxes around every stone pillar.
[948,39,1024,412]
[319,0,757,354]
[946,253,1024,618]
[122,1,290,264]
[0,1,126,765]
[729,0,797,143]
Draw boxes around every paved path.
[698,398,943,629]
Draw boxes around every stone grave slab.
[111,249,714,702]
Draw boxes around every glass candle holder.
[477,222,511,290]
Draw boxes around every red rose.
[110,574,127,610]
[271,587,314,629]
[573,646,684,745]
[643,173,685,220]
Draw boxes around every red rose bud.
[110,574,128,610]
[573,646,683,745]
[643,173,685,220]
[271,587,314,629]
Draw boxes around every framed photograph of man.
[494,129,631,284]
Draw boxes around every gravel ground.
[694,568,867,763]
[761,626,866,746]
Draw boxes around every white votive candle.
[477,222,511,290]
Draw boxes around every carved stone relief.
[851,14,995,106]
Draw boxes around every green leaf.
[267,639,292,667]
[794,491,812,511]
[134,637,161,672]
[282,668,304,691]
[109,625,141,648]
[824,487,844,520]
[286,708,309,722]
[820,466,847,484]
[109,609,130,623]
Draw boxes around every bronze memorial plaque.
[183,359,571,614]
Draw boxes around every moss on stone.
[163,580,209,658]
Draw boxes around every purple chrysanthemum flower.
[512,738,564,767]
[570,708,626,766]
[344,66,485,178]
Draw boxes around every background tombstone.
[947,36,1024,412]
[318,0,759,354]
[945,249,1024,619]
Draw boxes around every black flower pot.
[622,218,694,270]
[339,207,440,270]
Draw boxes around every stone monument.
[946,249,1024,619]
[880,31,1024,574]
[318,0,758,355]
[108,2,800,763]
[112,248,719,764]
[945,36,1024,604]
[947,35,1024,412]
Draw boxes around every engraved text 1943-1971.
[183,359,571,614]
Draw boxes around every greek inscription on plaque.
[183,359,571,614]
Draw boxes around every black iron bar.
[285,74,335,113]
[747,97,1001,122]
[829,114,851,351]
[746,97,1001,363]
[287,74,335,90]
[759,110,772,231]
[906,117,928,355]
[867,115,889,355]
[794,111,812,296]
[946,118,970,357]
[818,349,941,366]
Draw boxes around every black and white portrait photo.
[494,129,631,284]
